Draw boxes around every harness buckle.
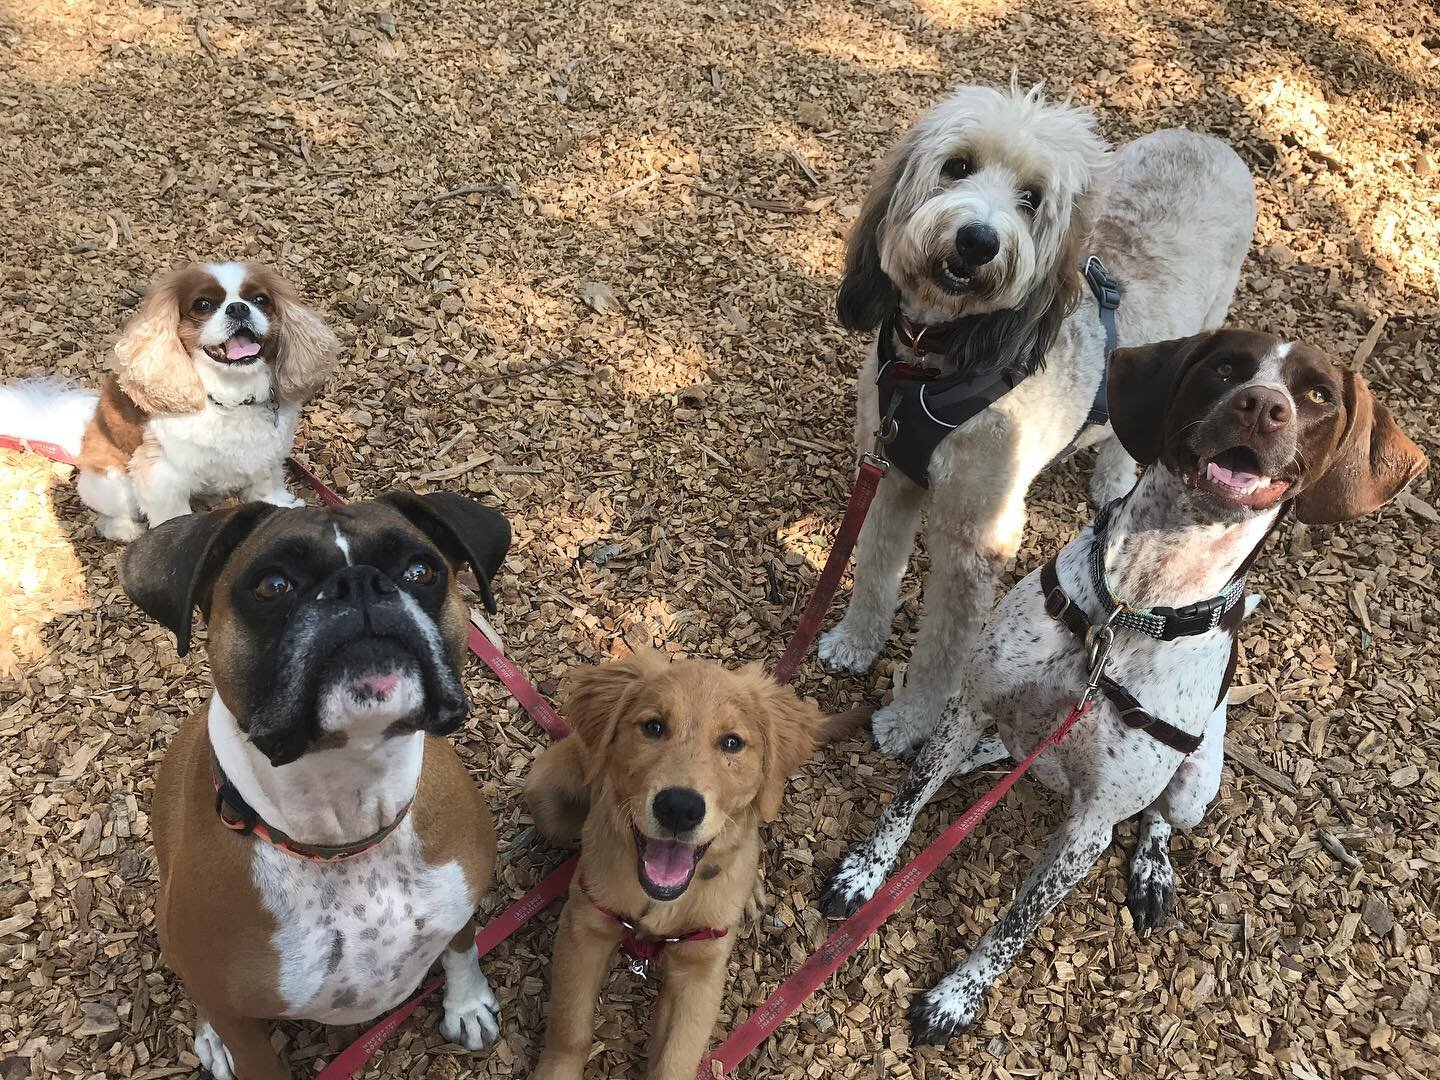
[1159,596,1223,640]
[1043,585,1070,621]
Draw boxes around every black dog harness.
[875,257,1121,488]
[1038,499,1274,755]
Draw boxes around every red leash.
[773,456,887,685]
[695,697,1092,1077]
[0,434,79,465]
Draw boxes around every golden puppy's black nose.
[652,787,705,835]
[1232,386,1292,435]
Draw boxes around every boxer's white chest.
[249,819,475,1024]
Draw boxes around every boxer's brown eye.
[402,558,436,585]
[254,572,293,600]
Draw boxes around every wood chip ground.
[1,1,1437,1078]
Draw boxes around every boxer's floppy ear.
[1106,333,1212,465]
[120,503,280,656]
[1294,370,1427,525]
[378,491,511,613]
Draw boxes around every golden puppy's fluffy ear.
[255,266,340,403]
[562,648,666,785]
[753,675,826,823]
[115,270,205,415]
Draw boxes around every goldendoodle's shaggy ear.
[1293,369,1426,525]
[837,147,905,333]
[752,675,827,823]
[1106,333,1213,465]
[562,649,668,785]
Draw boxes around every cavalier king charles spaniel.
[1,262,339,540]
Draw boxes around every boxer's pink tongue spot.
[640,838,696,889]
[359,673,399,696]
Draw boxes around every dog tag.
[628,957,651,979]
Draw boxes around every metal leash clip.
[1079,605,1123,710]
[866,394,900,468]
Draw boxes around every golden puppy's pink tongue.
[641,837,697,889]
[224,335,262,361]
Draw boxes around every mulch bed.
[1,0,1437,1078]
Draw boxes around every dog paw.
[194,1021,237,1080]
[96,515,144,543]
[817,622,885,674]
[440,984,501,1051]
[1127,845,1175,932]
[258,489,305,509]
[819,855,884,918]
[1243,593,1264,619]
[870,698,936,758]
[908,976,985,1044]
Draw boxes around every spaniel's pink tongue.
[224,336,262,360]
[1206,460,1263,492]
[640,838,696,889]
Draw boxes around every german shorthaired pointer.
[820,328,1426,1043]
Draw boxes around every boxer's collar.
[211,750,413,861]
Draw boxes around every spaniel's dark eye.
[192,297,215,313]
[253,572,293,600]
[1019,187,1042,212]
[1215,362,1234,379]
[1306,387,1332,405]
[941,156,972,181]
[250,293,269,308]
[641,717,666,739]
[401,558,437,585]
[719,733,745,754]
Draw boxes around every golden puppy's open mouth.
[632,825,709,902]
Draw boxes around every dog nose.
[321,565,399,604]
[954,222,1000,266]
[1231,386,1292,434]
[225,301,250,320]
[651,787,705,835]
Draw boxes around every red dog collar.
[211,752,412,862]
[579,876,728,977]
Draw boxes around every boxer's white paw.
[195,1020,237,1080]
[818,620,885,674]
[439,946,500,1051]
[256,488,305,509]
[96,514,144,543]
[871,695,938,758]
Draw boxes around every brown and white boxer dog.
[122,492,512,1080]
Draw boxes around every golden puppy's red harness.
[579,876,729,977]
[211,752,413,862]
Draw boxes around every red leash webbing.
[0,434,79,465]
[695,697,1094,1078]
[773,458,886,685]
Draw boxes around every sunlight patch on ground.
[0,454,89,680]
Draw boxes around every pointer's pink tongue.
[640,837,696,888]
[224,335,262,360]
[1206,460,1260,488]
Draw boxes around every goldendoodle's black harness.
[875,257,1121,488]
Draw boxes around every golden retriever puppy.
[525,649,858,1080]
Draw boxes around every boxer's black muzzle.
[247,564,470,767]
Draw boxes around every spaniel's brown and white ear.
[836,143,907,333]
[114,271,206,416]
[259,268,339,403]
[1106,333,1214,465]
[562,649,669,786]
[1294,370,1427,525]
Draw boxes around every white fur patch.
[333,525,354,565]
[253,818,474,1024]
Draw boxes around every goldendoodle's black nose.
[652,787,706,834]
[955,222,1000,266]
